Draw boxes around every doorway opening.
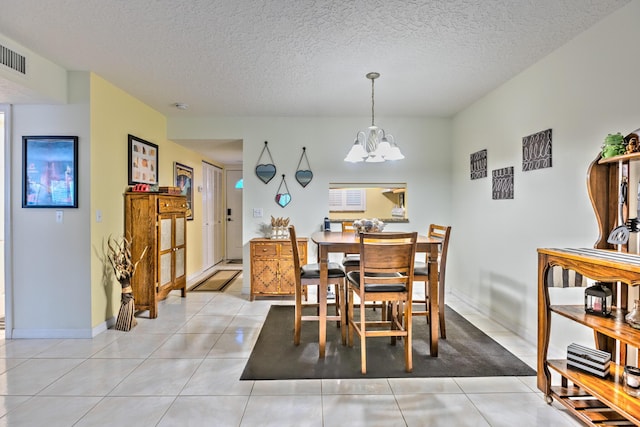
[0,109,7,331]
[225,169,243,262]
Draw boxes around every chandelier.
[344,72,404,163]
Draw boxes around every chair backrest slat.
[426,224,452,286]
[341,221,355,232]
[288,225,302,288]
[359,232,417,293]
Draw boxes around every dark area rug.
[240,305,536,380]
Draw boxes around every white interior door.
[213,166,224,263]
[0,111,4,318]
[225,169,243,260]
[202,162,223,269]
[1,105,9,335]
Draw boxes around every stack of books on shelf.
[158,186,181,195]
[567,343,611,378]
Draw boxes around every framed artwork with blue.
[22,135,78,208]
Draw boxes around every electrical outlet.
[253,208,263,218]
[56,210,63,223]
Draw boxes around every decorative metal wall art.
[295,147,313,187]
[255,140,277,184]
[492,166,514,200]
[522,129,552,171]
[275,174,291,208]
[470,149,487,180]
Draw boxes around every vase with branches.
[107,235,148,331]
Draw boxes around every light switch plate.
[253,208,263,218]
[56,210,63,223]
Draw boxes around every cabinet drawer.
[280,244,295,258]
[253,243,278,258]
[157,197,187,213]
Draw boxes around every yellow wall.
[89,73,208,327]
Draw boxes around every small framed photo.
[22,136,78,208]
[175,162,194,220]
[128,134,158,185]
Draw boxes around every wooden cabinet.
[124,193,187,318]
[250,238,307,300]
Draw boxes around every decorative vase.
[625,300,640,329]
[353,218,385,234]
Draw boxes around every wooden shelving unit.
[598,152,640,165]
[537,248,640,426]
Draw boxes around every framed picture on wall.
[22,135,78,208]
[175,162,194,220]
[128,134,158,185]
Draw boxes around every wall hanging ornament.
[295,146,313,187]
[275,174,291,208]
[255,140,277,184]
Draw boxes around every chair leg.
[404,300,413,373]
[348,288,354,347]
[337,282,347,345]
[360,300,367,374]
[294,284,303,345]
[390,301,398,346]
[424,281,429,315]
[439,281,446,339]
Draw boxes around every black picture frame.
[22,136,78,208]
[128,134,158,185]
[174,162,194,220]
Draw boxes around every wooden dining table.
[310,231,442,358]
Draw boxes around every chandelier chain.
[371,77,375,127]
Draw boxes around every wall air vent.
[0,43,26,75]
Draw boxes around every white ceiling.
[0,0,630,163]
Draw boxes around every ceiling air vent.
[0,43,26,75]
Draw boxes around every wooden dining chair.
[411,224,451,338]
[289,225,347,346]
[340,221,360,273]
[347,231,417,374]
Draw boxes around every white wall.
[169,115,452,293]
[450,1,640,352]
[9,72,92,337]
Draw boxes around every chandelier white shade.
[344,72,404,163]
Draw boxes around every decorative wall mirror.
[295,147,313,187]
[255,141,276,184]
[275,174,291,208]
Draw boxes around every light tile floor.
[0,275,584,426]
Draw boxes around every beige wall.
[450,0,640,352]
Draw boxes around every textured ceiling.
[0,0,630,162]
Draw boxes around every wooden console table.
[538,247,640,426]
[249,238,307,300]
